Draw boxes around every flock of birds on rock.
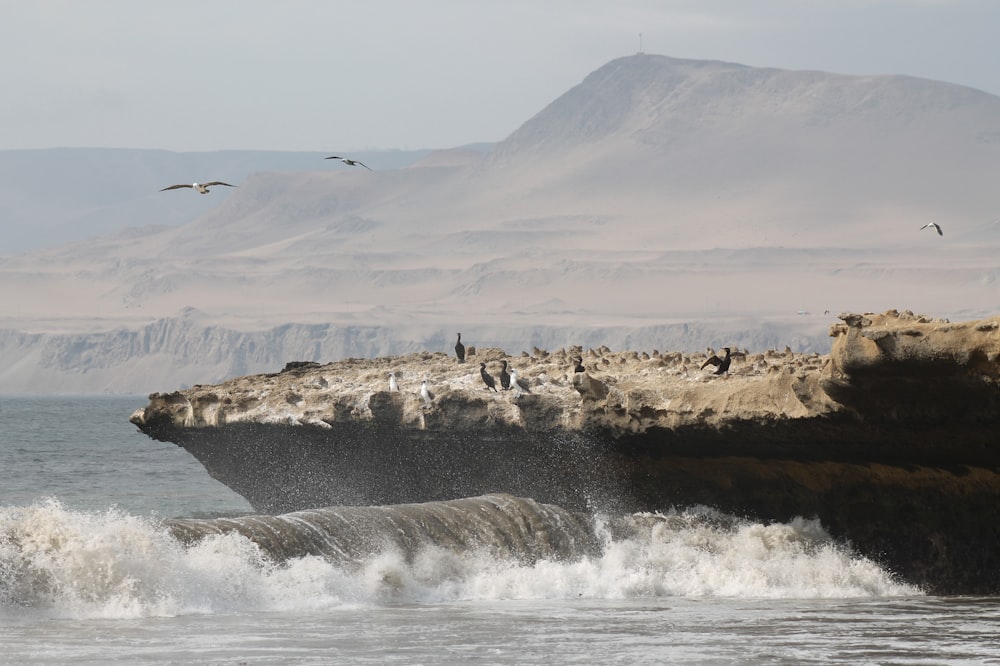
[373,331,822,408]
[382,342,834,407]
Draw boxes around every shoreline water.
[2,395,999,664]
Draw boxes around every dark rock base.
[151,420,1000,596]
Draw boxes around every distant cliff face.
[0,312,830,395]
[130,310,1000,594]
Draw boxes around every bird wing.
[700,355,722,370]
[324,156,343,160]
[354,161,373,171]
[159,184,193,191]
[202,181,236,188]
[934,224,943,236]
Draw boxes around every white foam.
[0,500,920,620]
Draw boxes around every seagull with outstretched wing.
[325,155,373,171]
[160,181,236,194]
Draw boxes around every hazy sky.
[2,1,997,152]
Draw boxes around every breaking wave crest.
[0,495,920,619]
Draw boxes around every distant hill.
[1,54,999,394]
[484,54,1000,248]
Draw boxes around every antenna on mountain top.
[638,33,643,54]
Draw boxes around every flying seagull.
[324,156,373,171]
[160,181,236,194]
[920,222,943,236]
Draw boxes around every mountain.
[2,54,999,394]
[485,55,1000,247]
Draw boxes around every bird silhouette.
[700,347,732,375]
[499,360,511,390]
[920,222,943,236]
[480,363,498,392]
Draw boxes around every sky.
[2,0,998,153]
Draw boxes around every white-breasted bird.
[920,222,943,236]
[420,379,434,404]
[324,156,373,171]
[509,368,531,395]
[160,181,236,194]
[388,372,399,392]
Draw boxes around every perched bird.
[700,347,732,375]
[480,363,498,392]
[920,222,943,236]
[325,156,373,170]
[388,372,399,392]
[420,379,434,405]
[159,181,236,194]
[572,356,585,373]
[499,360,511,391]
[454,333,466,363]
[509,368,531,394]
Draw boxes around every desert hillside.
[1,54,998,393]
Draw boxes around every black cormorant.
[499,359,511,390]
[480,363,498,392]
[700,347,732,375]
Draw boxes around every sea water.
[0,396,997,665]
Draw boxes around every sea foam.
[0,497,920,620]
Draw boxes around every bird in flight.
[325,156,373,170]
[920,222,943,236]
[160,181,236,194]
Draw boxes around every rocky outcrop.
[130,310,1000,594]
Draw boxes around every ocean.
[1,396,997,665]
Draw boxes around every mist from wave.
[0,494,920,621]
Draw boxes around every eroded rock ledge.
[131,310,1000,594]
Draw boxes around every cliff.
[0,310,829,395]
[130,310,1000,594]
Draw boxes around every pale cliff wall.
[0,314,828,395]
